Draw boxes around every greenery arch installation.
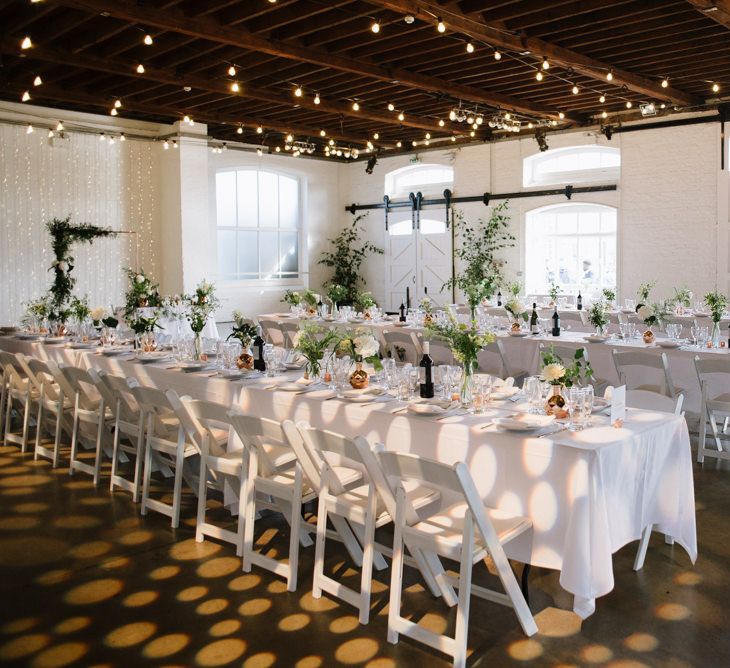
[46,216,117,321]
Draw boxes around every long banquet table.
[0,336,698,619]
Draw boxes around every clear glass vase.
[712,321,721,348]
[193,332,203,360]
[460,359,476,408]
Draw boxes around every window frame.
[384,163,455,199]
[215,166,303,285]
[523,145,620,188]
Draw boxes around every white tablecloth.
[0,337,698,618]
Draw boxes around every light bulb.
[602,110,608,118]
[626,100,633,108]
[367,141,373,149]
[551,119,558,126]
[26,124,33,134]
[189,118,194,126]
[109,136,115,145]
[466,42,474,53]
[542,57,549,70]
[114,99,122,108]
[183,115,190,124]
[466,114,474,124]
[373,132,379,139]
[99,132,105,141]
[119,133,125,141]
[437,18,445,32]
[661,78,669,88]
[398,112,404,121]
[470,130,475,136]
[136,63,145,73]
[21,36,32,49]
[320,129,326,137]
[237,126,243,134]
[438,119,445,127]
[256,125,263,134]
[56,121,64,131]
[387,102,395,111]
[425,132,431,139]
[329,139,335,146]
[528,122,533,129]
[712,82,720,93]
[294,86,302,97]
[21,90,30,102]
[425,139,430,146]
[48,129,54,138]
[275,146,281,152]
[144,34,153,45]
[396,140,402,147]
[110,108,118,116]
[504,113,511,120]
[352,101,360,111]
[558,111,565,119]
[472,123,478,130]
[572,85,579,94]
[33,75,42,86]
[449,110,456,121]
[535,70,543,81]
[172,140,177,148]
[314,93,320,104]
[371,20,380,33]
[599,94,606,103]
[606,70,613,81]
[494,50,501,60]
[228,65,236,76]
[286,133,293,142]
[412,140,417,146]
[257,148,263,156]
[231,82,240,92]
[451,136,456,142]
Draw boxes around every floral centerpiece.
[420,296,434,324]
[637,301,670,344]
[504,297,528,331]
[704,291,728,347]
[184,280,220,360]
[124,268,161,317]
[69,295,90,324]
[507,281,522,298]
[282,289,301,307]
[548,283,560,305]
[128,313,161,350]
[673,286,693,314]
[22,296,51,332]
[326,283,348,309]
[355,290,376,319]
[426,312,495,405]
[293,323,340,379]
[602,288,616,307]
[587,301,608,335]
[540,346,594,414]
[227,310,259,369]
[337,329,382,388]
[636,280,656,310]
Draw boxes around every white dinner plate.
[176,360,207,371]
[494,415,554,431]
[274,382,305,392]
[491,386,519,400]
[584,335,609,343]
[101,347,129,356]
[656,340,681,349]
[136,352,170,363]
[15,333,43,340]
[68,341,97,349]
[44,336,67,344]
[592,397,610,413]
[621,308,636,314]
[393,322,408,327]
[342,388,386,402]
[508,331,529,337]
[349,318,365,324]
[274,313,292,318]
[284,362,305,370]
[407,400,455,416]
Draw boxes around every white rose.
[57,261,68,272]
[540,363,565,383]
[354,335,379,358]
[637,305,652,321]
[292,331,302,348]
[90,306,105,321]
[135,274,145,284]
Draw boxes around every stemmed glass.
[263,343,277,376]
[567,387,585,431]
[525,376,543,414]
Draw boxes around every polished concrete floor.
[0,437,728,668]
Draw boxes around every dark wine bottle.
[399,302,406,322]
[530,303,539,335]
[497,291,502,306]
[577,292,583,310]
[419,341,434,398]
[424,286,428,296]
[552,306,561,337]
[317,299,324,318]
[253,326,266,372]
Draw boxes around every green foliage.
[124,268,161,317]
[548,283,560,302]
[354,290,376,312]
[282,290,301,306]
[22,296,51,327]
[425,311,495,368]
[704,291,728,323]
[443,202,515,309]
[294,323,340,376]
[673,286,692,308]
[540,346,594,388]
[128,314,160,335]
[506,281,522,297]
[636,280,656,305]
[326,283,349,305]
[602,288,616,303]
[227,310,258,347]
[69,295,90,322]
[587,302,608,329]
[337,329,383,371]
[185,280,220,334]
[318,213,384,304]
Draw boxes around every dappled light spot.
[604,661,651,668]
[507,638,543,661]
[36,570,72,586]
[117,530,154,546]
[655,603,691,621]
[365,659,397,668]
[100,556,130,570]
[0,455,15,465]
[674,571,702,586]
[267,580,288,594]
[0,634,50,660]
[64,480,93,490]
[29,642,87,668]
[534,607,582,637]
[1,466,32,475]
[196,599,229,616]
[78,496,108,507]
[64,578,123,605]
[0,537,67,567]
[329,615,359,634]
[228,574,261,592]
[279,613,310,632]
[178,586,208,602]
[149,565,180,580]
[13,502,48,513]
[295,657,323,668]
[300,592,338,612]
[0,473,52,488]
[335,639,379,664]
[209,620,241,637]
[582,644,613,663]
[197,556,240,578]
[238,598,272,616]
[1,617,39,635]
[169,539,222,561]
[69,541,112,560]
[53,618,90,635]
[122,591,158,608]
[116,517,142,529]
[1,486,37,496]
[105,622,157,648]
[54,515,101,529]
[195,638,247,666]
[142,633,189,659]
[243,652,276,668]
[418,613,448,635]
[624,633,659,652]
[0,516,40,530]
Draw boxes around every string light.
[602,110,608,118]
[119,132,125,141]
[237,126,244,134]
[114,99,122,108]
[494,50,502,60]
[558,111,565,119]
[572,85,579,95]
[412,140,417,147]
[21,91,30,102]
[371,19,380,33]
[21,36,32,49]
[373,132,379,139]
[328,139,335,146]
[535,70,543,81]
[437,18,446,33]
[56,121,64,131]
[661,77,669,88]
[712,82,720,93]
[352,101,360,111]
[33,75,42,86]
[438,119,445,127]
[387,102,395,111]
[144,34,153,45]
[451,136,456,142]
[397,111,404,121]
[257,148,263,156]
[47,129,54,138]
[599,94,606,103]
[99,132,105,141]
[320,129,326,137]
[606,69,614,81]
[466,42,474,53]
[256,125,263,134]
[626,100,633,108]
[294,86,303,97]
[136,64,145,74]
[231,81,240,92]
[542,57,550,70]
[314,93,320,104]
[396,141,402,147]
[110,107,118,116]
[425,132,431,139]
[286,133,294,142]
[470,130,475,136]
[26,124,33,134]
[228,65,236,76]
[275,146,281,152]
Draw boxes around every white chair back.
[258,318,285,346]
[625,389,683,414]
[612,350,677,398]
[383,330,421,365]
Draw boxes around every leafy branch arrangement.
[704,291,728,323]
[227,310,258,348]
[425,311,494,370]
[673,286,693,309]
[185,280,220,334]
[124,268,161,317]
[587,302,608,330]
[540,346,594,388]
[548,283,560,303]
[636,280,656,308]
[319,213,383,305]
[293,323,340,377]
[602,288,616,303]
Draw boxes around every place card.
[611,385,626,428]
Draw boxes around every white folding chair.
[132,386,200,528]
[1,352,39,452]
[559,310,591,332]
[383,329,422,365]
[298,425,441,624]
[258,318,285,347]
[694,357,730,464]
[612,350,680,399]
[278,321,300,348]
[426,338,456,365]
[478,339,527,385]
[379,451,537,668]
[0,351,25,445]
[60,365,113,486]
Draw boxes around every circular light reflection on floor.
[278,613,310,632]
[329,616,359,634]
[105,622,157,648]
[334,639,379,664]
[177,586,208,602]
[228,574,261,592]
[624,632,659,652]
[122,591,158,608]
[54,515,101,530]
[64,578,123,605]
[238,598,272,616]
[1,618,39,635]
[197,557,240,578]
[29,641,87,668]
[53,618,90,635]
[69,541,112,560]
[149,565,180,581]
[196,599,229,615]
[142,633,189,659]
[655,602,691,621]
[0,516,39,530]
[507,638,543,661]
[581,644,613,663]
[243,652,276,668]
[170,539,222,561]
[209,619,241,637]
[0,634,50,660]
[36,570,72,586]
[195,638,247,667]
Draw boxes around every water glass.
[581,386,594,428]
[625,299,636,311]
[567,387,585,431]
[263,343,276,376]
[100,326,117,347]
[525,376,543,414]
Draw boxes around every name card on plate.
[611,385,626,428]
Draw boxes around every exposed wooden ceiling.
[0,0,728,157]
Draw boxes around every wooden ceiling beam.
[365,0,702,107]
[686,0,730,29]
[43,0,575,122]
[4,39,456,134]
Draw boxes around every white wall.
[339,116,729,307]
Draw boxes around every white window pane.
[260,230,280,278]
[420,218,446,235]
[238,231,258,276]
[279,176,298,228]
[388,219,412,236]
[280,231,298,274]
[237,171,258,227]
[581,212,600,233]
[216,172,237,227]
[258,172,278,228]
[218,230,237,278]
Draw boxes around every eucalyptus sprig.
[227,310,258,348]
[425,311,494,369]
[587,301,608,330]
[704,291,728,323]
[293,323,341,377]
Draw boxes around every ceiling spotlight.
[183,114,190,124]
[136,63,145,74]
[404,14,415,24]
[466,42,474,54]
[99,132,105,141]
[626,100,633,108]
[314,93,320,104]
[535,128,549,152]
[494,50,501,60]
[21,90,30,102]
[352,101,360,111]
[397,111,404,121]
[110,108,118,116]
[535,70,543,81]
[661,77,669,88]
[438,119,445,127]
[320,129,326,137]
[33,75,42,86]
[172,139,177,148]
[120,133,125,141]
[387,102,395,111]
[572,85,579,95]
[294,86,303,97]
[437,18,446,33]
[371,20,380,33]
[257,125,263,134]
[228,65,236,76]
[599,94,606,103]
[640,102,657,116]
[542,57,549,70]
[231,82,240,92]
[47,129,54,138]
[237,126,243,134]
[712,82,720,93]
[21,36,32,49]
[606,69,614,81]
[163,140,169,150]
[144,34,153,45]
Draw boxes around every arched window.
[523,145,620,187]
[384,163,454,198]
[524,203,617,296]
[215,168,300,281]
